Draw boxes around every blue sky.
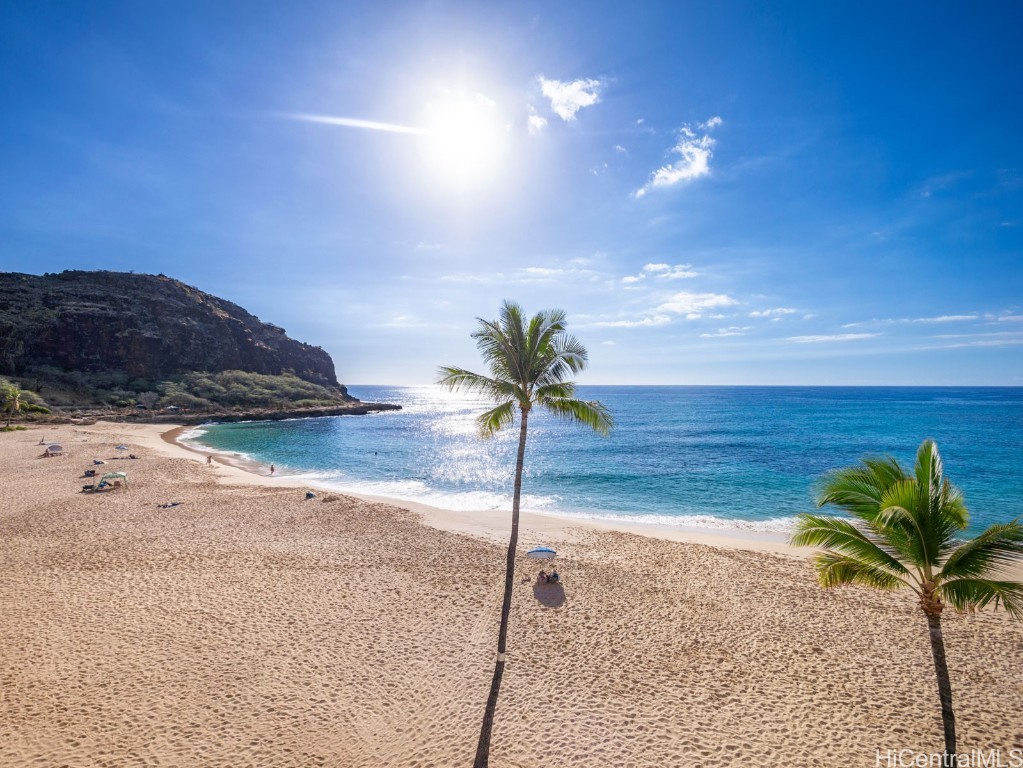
[2,1,1022,385]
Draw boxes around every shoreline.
[160,422,799,556]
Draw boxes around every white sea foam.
[541,510,797,534]
[279,469,790,533]
[178,426,269,466]
[282,471,558,513]
[177,426,210,442]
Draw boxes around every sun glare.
[420,94,507,188]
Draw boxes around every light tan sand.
[2,422,1021,767]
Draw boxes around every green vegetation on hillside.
[3,368,347,415]
[159,371,348,410]
[2,369,347,412]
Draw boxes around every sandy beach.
[2,422,1021,767]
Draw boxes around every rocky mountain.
[0,270,349,399]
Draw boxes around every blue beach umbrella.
[528,546,562,585]
[526,546,557,560]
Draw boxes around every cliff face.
[0,271,346,394]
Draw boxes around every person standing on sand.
[206,455,212,465]
[270,464,275,476]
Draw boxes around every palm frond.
[524,310,570,385]
[816,458,906,520]
[499,301,529,384]
[914,440,968,531]
[472,318,517,382]
[476,400,516,437]
[812,551,910,591]
[940,577,1023,619]
[535,334,588,385]
[537,396,613,436]
[877,480,934,567]
[940,519,1023,581]
[878,465,968,570]
[790,514,911,577]
[436,367,519,402]
[915,438,942,503]
[534,382,577,402]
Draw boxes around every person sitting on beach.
[537,569,548,584]
[549,569,560,584]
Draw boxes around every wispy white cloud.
[660,265,699,279]
[934,331,1023,339]
[912,314,979,323]
[281,113,428,135]
[538,77,602,121]
[843,314,981,327]
[595,315,672,328]
[941,338,1023,349]
[658,291,737,319]
[701,326,752,338]
[786,333,880,344]
[414,241,444,251]
[527,106,548,135]
[635,117,722,197]
[601,340,617,346]
[620,263,698,283]
[614,144,627,153]
[750,307,797,318]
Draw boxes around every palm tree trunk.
[473,407,529,768]
[925,611,956,761]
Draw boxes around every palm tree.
[791,439,1023,763]
[439,300,612,768]
[2,384,22,427]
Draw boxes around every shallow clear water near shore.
[183,385,1023,534]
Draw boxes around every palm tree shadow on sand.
[532,582,567,608]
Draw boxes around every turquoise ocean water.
[183,386,1023,534]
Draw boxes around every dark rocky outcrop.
[0,270,345,392]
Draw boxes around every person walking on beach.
[206,455,212,465]
[270,464,275,476]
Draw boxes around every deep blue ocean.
[183,386,1023,534]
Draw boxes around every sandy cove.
[1,422,1021,767]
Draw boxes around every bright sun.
[420,95,507,188]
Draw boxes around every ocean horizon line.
[346,382,1023,390]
